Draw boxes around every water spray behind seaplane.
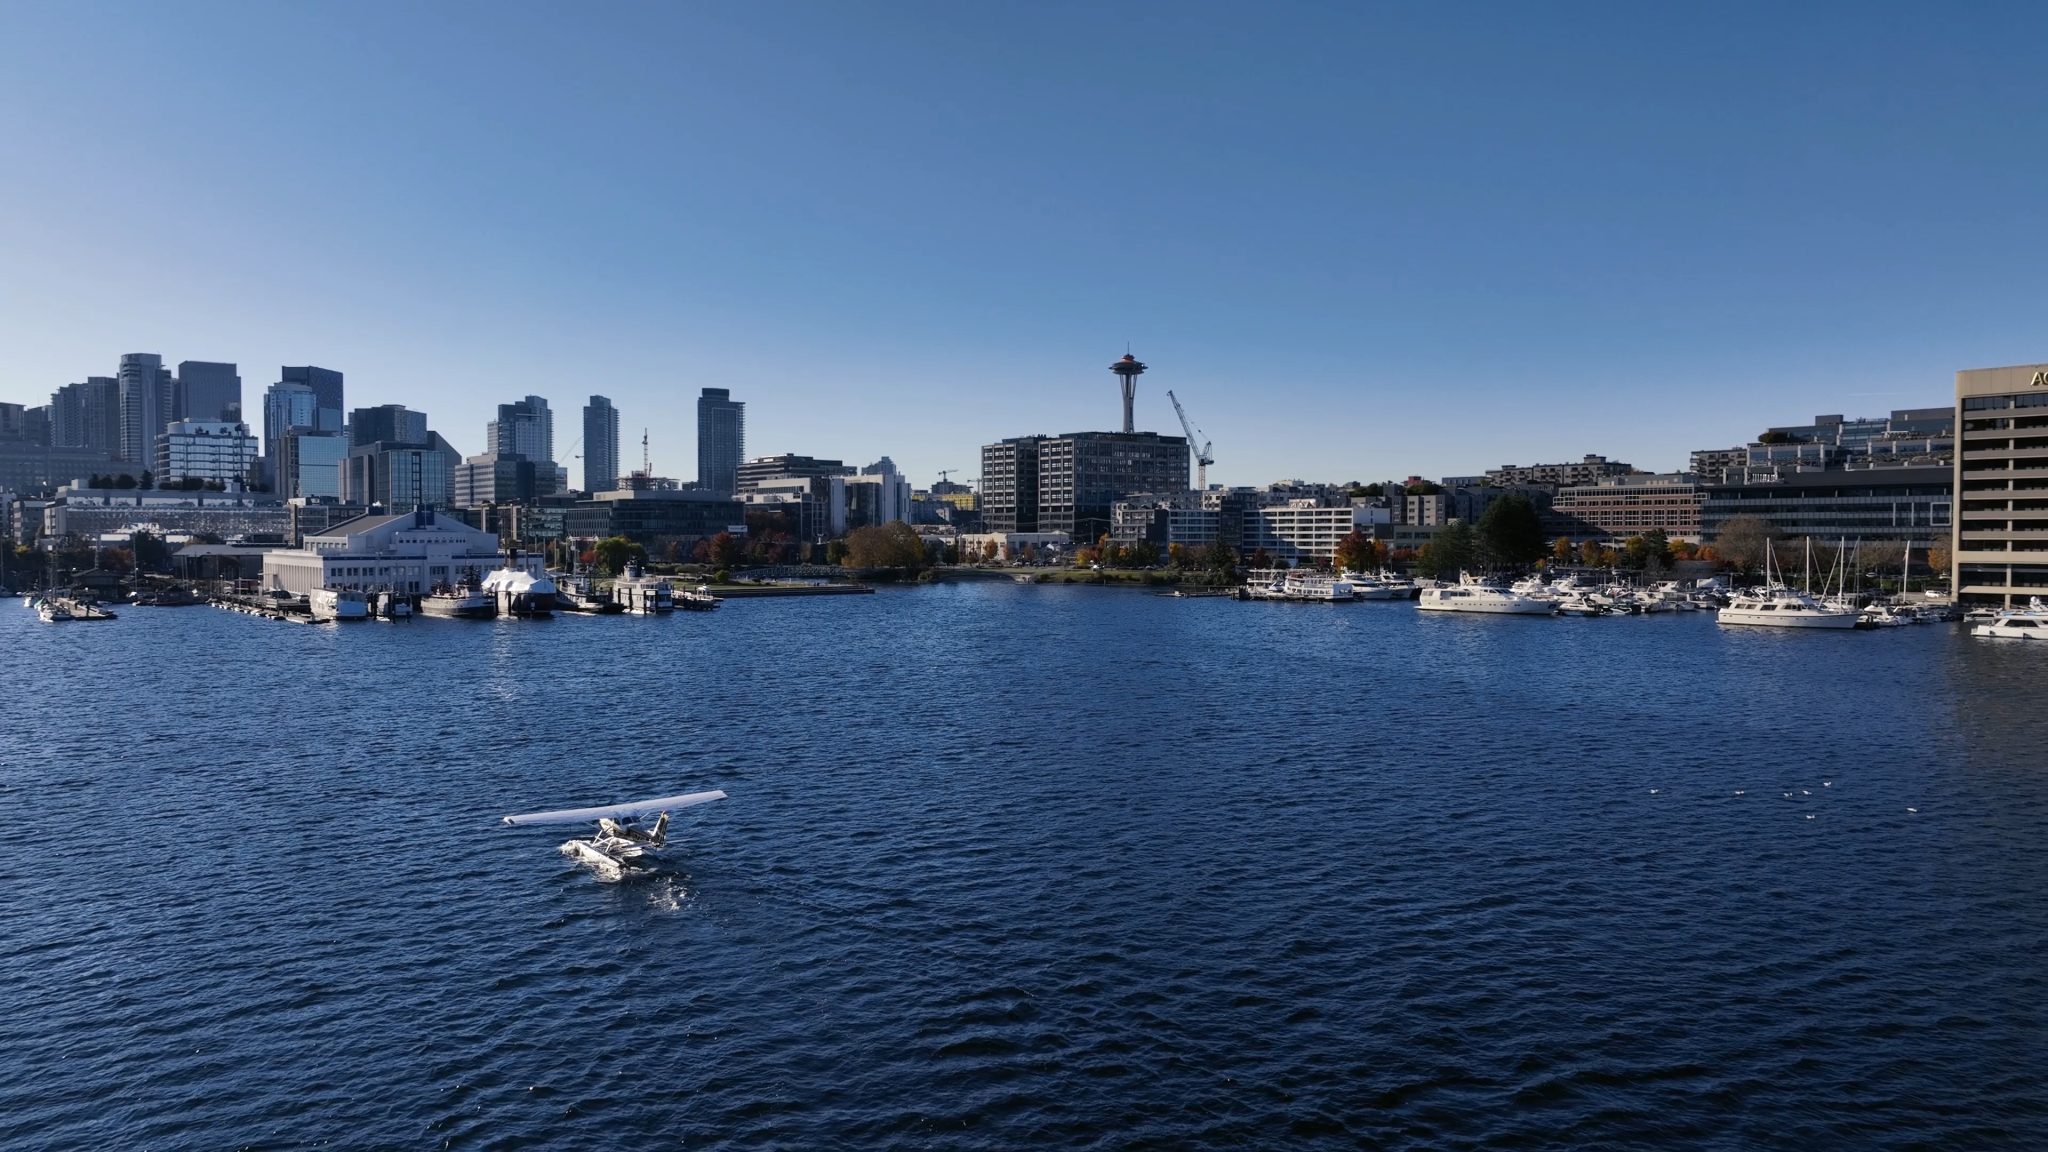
[501,790,727,881]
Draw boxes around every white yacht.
[309,587,371,622]
[1717,586,1857,629]
[1417,573,1555,615]
[372,590,412,619]
[1973,598,2048,639]
[1339,571,1397,600]
[1554,592,1608,617]
[482,566,557,617]
[1716,539,1858,630]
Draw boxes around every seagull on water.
[1734,790,1746,796]
[1823,781,1832,788]
[1805,814,1816,820]
[1802,790,1812,796]
[1649,788,1661,795]
[1907,807,1919,814]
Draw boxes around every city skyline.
[4,4,2045,486]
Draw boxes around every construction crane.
[933,468,962,485]
[1166,390,1214,490]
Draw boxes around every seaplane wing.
[501,790,727,827]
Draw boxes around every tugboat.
[419,575,496,619]
[676,585,720,611]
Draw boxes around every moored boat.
[612,562,674,614]
[1417,573,1555,615]
[419,578,496,619]
[309,587,371,622]
[482,566,557,617]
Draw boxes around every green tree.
[1714,515,1777,577]
[592,535,648,575]
[139,470,154,490]
[114,473,137,490]
[1418,520,1478,580]
[1476,495,1545,571]
[1623,529,1671,572]
[825,539,848,565]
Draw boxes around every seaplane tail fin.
[503,789,728,827]
[650,811,670,845]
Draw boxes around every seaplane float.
[501,789,727,881]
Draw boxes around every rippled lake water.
[3,582,2046,1149]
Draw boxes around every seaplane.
[501,789,727,881]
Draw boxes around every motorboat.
[1339,571,1397,600]
[373,590,413,619]
[308,587,371,622]
[553,571,625,614]
[37,599,73,623]
[1717,587,1858,629]
[419,577,496,619]
[611,562,674,614]
[1716,538,1858,630]
[1554,592,1608,617]
[1860,603,1916,628]
[1973,598,2048,639]
[482,566,557,617]
[676,585,720,611]
[1417,573,1555,615]
[502,789,728,882]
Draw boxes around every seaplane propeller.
[502,790,727,881]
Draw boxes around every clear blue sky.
[3,2,2044,487]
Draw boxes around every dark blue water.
[3,584,2046,1150]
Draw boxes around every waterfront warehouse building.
[264,505,535,596]
[1955,363,2048,606]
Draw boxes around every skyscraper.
[50,377,121,452]
[280,366,344,433]
[348,404,429,447]
[486,395,554,467]
[117,353,174,465]
[583,395,620,493]
[697,387,744,496]
[263,382,318,460]
[175,361,243,423]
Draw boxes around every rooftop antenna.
[642,428,651,475]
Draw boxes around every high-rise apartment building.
[979,436,1045,533]
[51,377,121,453]
[582,395,620,493]
[486,396,554,467]
[117,353,174,465]
[155,420,259,486]
[264,382,319,459]
[280,366,344,432]
[697,388,744,496]
[175,361,242,423]
[1954,363,2048,607]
